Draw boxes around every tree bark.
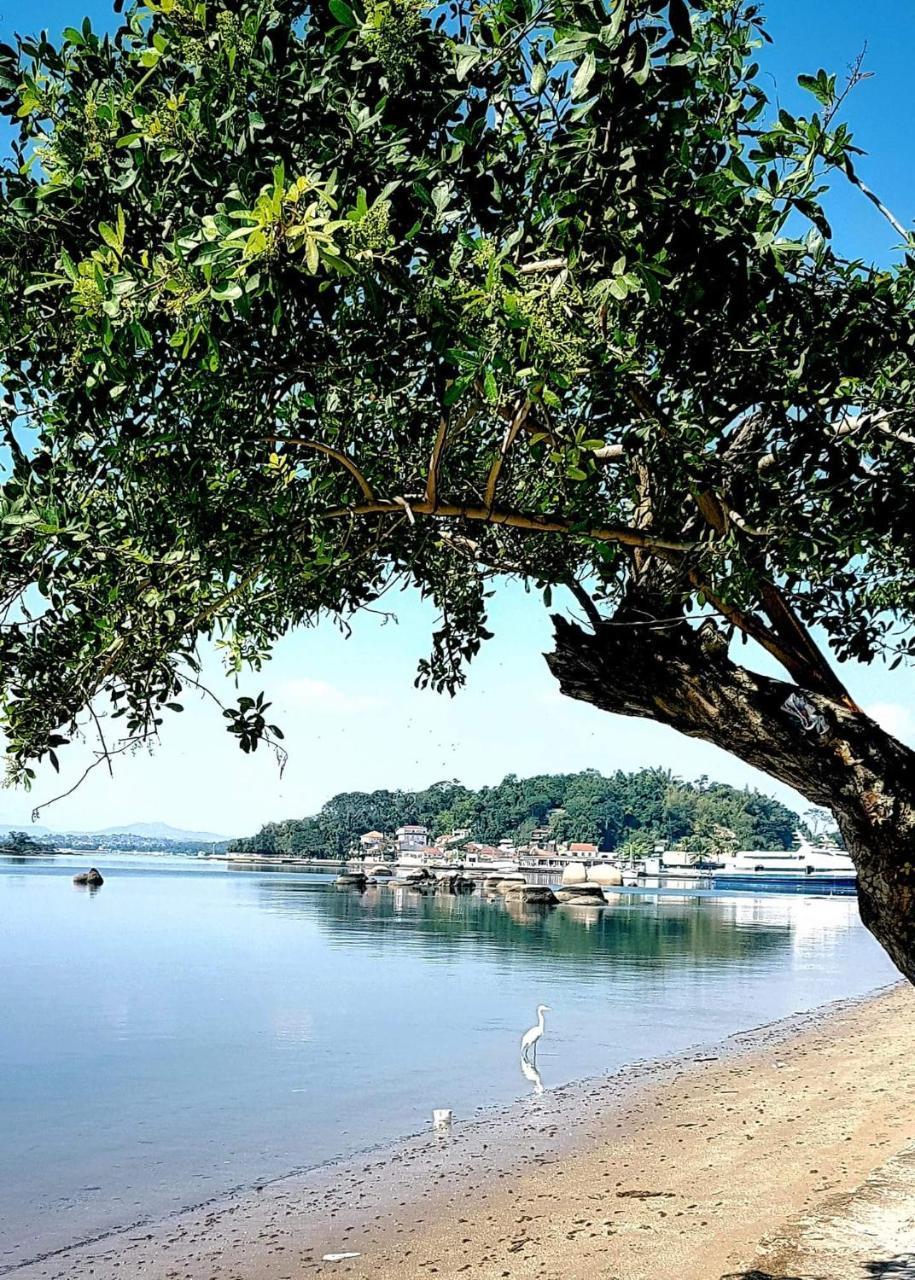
[545,614,915,984]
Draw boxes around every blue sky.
[1,0,914,836]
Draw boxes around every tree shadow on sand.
[720,1271,823,1280]
[863,1256,915,1278]
[720,1260,915,1280]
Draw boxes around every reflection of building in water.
[727,893,859,951]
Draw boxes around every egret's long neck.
[539,1010,546,1032]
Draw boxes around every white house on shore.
[359,830,386,854]
[395,824,429,854]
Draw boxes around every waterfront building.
[395,824,429,854]
[441,828,471,846]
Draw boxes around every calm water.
[0,854,898,1269]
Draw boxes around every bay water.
[0,853,897,1270]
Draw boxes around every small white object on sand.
[432,1108,453,1130]
[322,1252,361,1262]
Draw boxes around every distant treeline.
[229,768,804,860]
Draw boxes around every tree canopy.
[2,0,914,792]
[230,767,802,857]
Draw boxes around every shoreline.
[8,980,915,1280]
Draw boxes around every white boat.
[711,834,854,885]
[717,834,855,881]
[641,834,856,887]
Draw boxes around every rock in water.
[335,873,367,889]
[588,864,623,887]
[560,862,588,885]
[556,886,606,904]
[520,885,558,905]
[494,878,524,894]
[501,883,558,905]
[73,868,104,886]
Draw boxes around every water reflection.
[255,876,800,974]
[72,881,103,897]
[520,1054,544,1095]
[0,860,893,1273]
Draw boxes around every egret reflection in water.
[520,1054,544,1095]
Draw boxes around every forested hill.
[229,769,803,860]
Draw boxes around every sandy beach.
[9,982,915,1280]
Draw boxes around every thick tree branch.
[323,497,695,553]
[545,614,915,982]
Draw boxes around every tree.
[2,1,915,975]
[0,829,57,853]
[232,767,798,856]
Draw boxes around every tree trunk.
[545,614,915,984]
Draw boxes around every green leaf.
[98,222,122,251]
[456,47,481,79]
[571,50,596,101]
[328,0,357,26]
[547,35,593,65]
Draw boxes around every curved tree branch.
[323,497,696,553]
[273,437,376,501]
[484,398,531,512]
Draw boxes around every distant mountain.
[0,822,52,836]
[91,821,228,843]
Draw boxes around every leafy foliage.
[0,828,58,853]
[229,767,800,856]
[1,0,914,788]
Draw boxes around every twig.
[567,579,604,631]
[518,257,567,274]
[272,437,376,501]
[425,415,449,507]
[844,165,911,243]
[31,733,153,821]
[484,399,531,512]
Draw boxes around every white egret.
[520,1004,550,1062]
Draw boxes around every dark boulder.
[73,868,104,887]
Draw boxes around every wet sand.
[8,983,915,1280]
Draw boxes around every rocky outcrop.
[560,862,589,885]
[73,868,104,886]
[335,873,367,889]
[556,885,606,905]
[435,871,476,893]
[588,864,623,887]
[494,878,525,894]
[501,883,558,905]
